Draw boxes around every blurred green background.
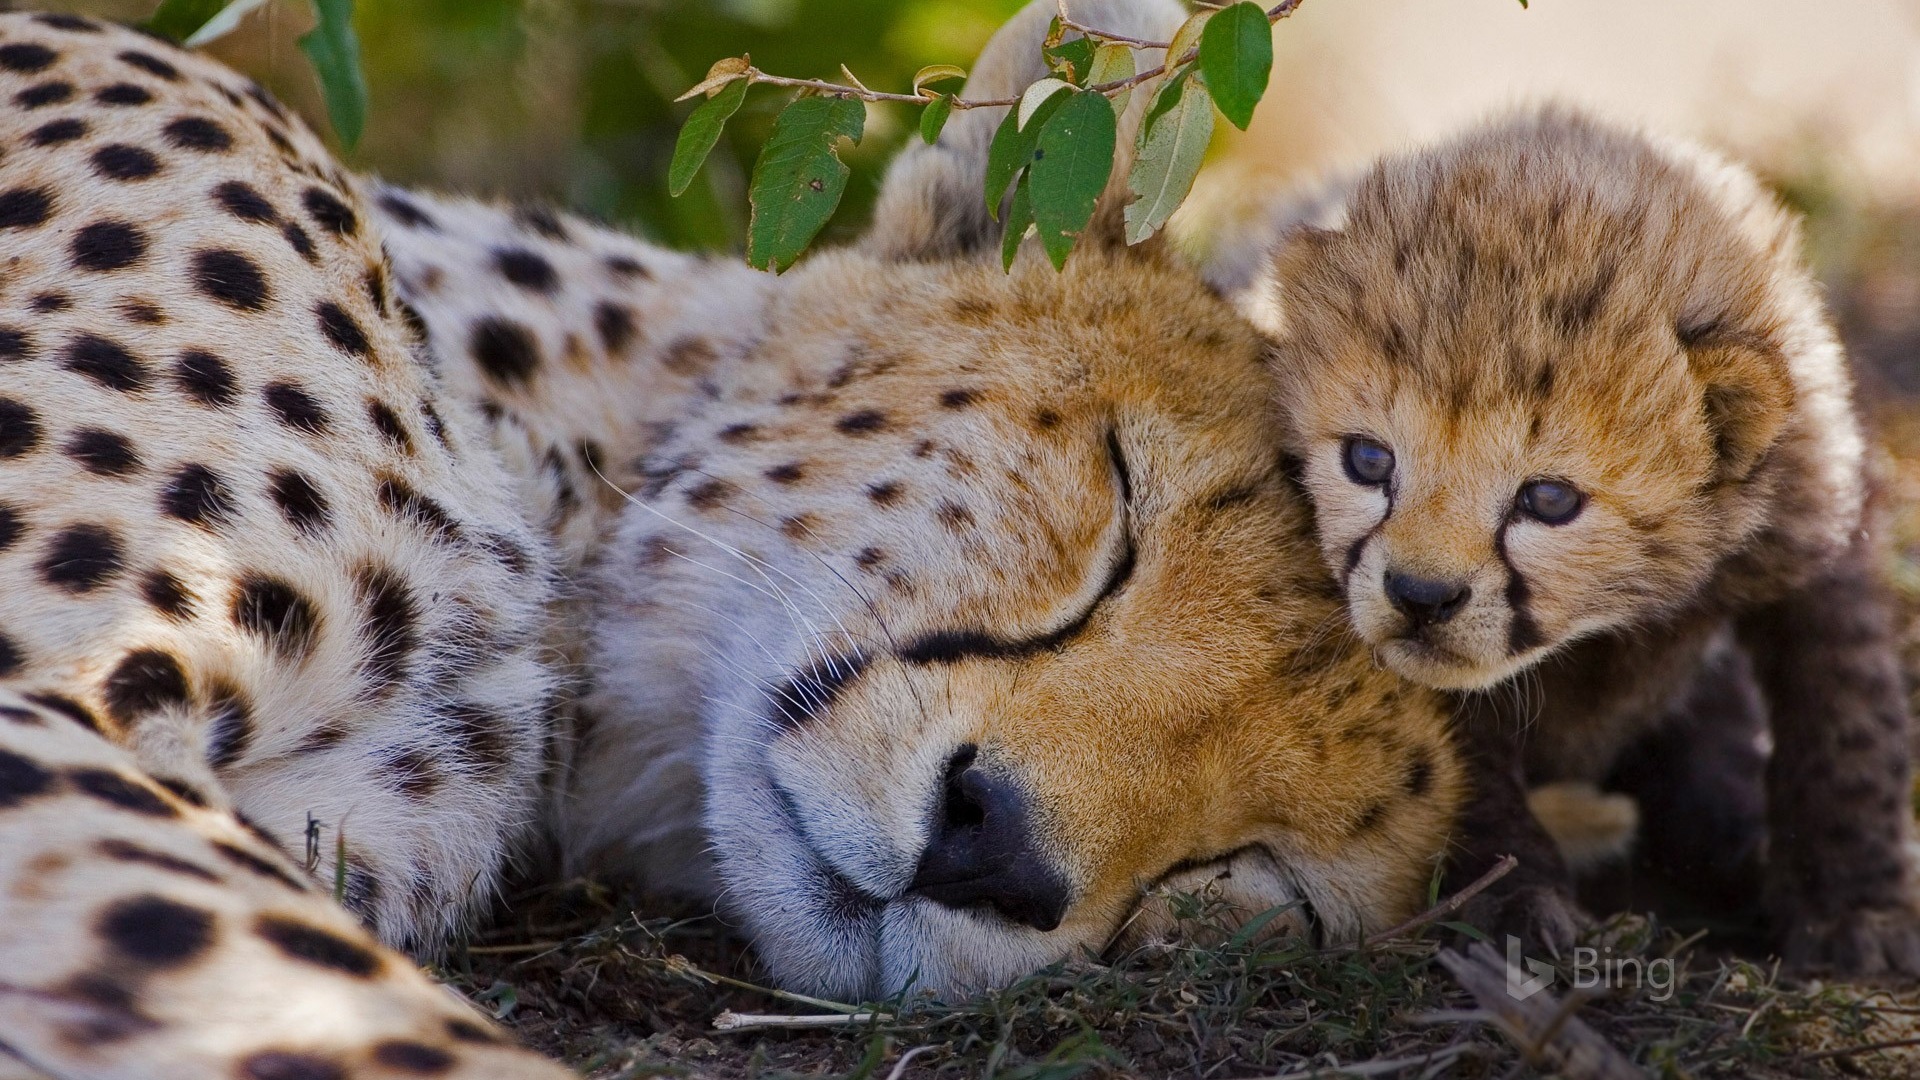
[35,0,1027,250]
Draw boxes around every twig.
[463,941,563,955]
[679,0,1309,111]
[1359,855,1518,948]
[663,955,869,1015]
[1437,943,1641,1080]
[1788,1035,1920,1065]
[884,1045,938,1080]
[712,1010,879,1033]
[1249,1044,1475,1078]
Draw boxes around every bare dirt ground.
[441,195,1920,1080]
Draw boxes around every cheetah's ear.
[1683,323,1795,484]
[860,0,1185,262]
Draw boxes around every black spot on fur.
[192,249,271,310]
[1351,799,1389,834]
[268,469,331,535]
[595,300,637,353]
[855,547,885,570]
[282,220,316,261]
[24,692,102,733]
[0,398,45,458]
[97,839,218,882]
[1405,748,1435,798]
[418,400,449,449]
[173,350,237,406]
[302,187,357,236]
[836,409,887,435]
[443,701,512,775]
[495,248,558,292]
[71,221,147,272]
[231,576,321,659]
[204,683,253,768]
[514,203,568,240]
[263,381,330,434]
[356,565,418,691]
[117,50,180,81]
[141,569,194,620]
[31,291,70,312]
[212,840,304,891]
[316,301,371,357]
[366,399,413,452]
[446,1018,498,1044]
[164,115,232,152]
[685,478,735,510]
[35,13,100,31]
[765,462,805,484]
[39,523,125,592]
[0,633,19,678]
[867,480,904,506]
[376,192,436,230]
[939,388,980,409]
[92,144,162,182]
[0,503,20,551]
[254,914,380,977]
[95,83,153,106]
[161,464,235,527]
[376,477,463,542]
[97,894,213,967]
[103,649,191,724]
[14,80,72,108]
[239,1051,346,1080]
[213,179,276,222]
[371,1041,454,1074]
[384,748,440,800]
[0,186,53,229]
[0,327,31,362]
[606,254,650,278]
[28,117,85,145]
[0,748,52,808]
[70,769,176,817]
[0,43,58,73]
[63,334,147,391]
[469,318,540,386]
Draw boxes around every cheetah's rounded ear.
[1683,324,1795,484]
[860,0,1184,263]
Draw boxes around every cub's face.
[581,249,1462,1000]
[1258,113,1799,691]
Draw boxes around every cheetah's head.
[1249,107,1842,691]
[573,0,1463,1001]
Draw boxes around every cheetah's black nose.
[909,745,1069,932]
[1385,572,1471,628]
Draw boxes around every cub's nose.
[910,745,1070,932]
[1385,571,1471,627]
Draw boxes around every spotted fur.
[1244,107,1920,974]
[0,1,1465,1070]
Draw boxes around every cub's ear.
[1683,323,1794,484]
[860,0,1184,262]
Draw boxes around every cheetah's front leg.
[0,687,569,1079]
[1739,533,1920,975]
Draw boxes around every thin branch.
[1357,855,1518,948]
[681,0,1309,112]
[712,1011,879,1032]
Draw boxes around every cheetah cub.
[1240,107,1920,974]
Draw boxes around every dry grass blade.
[1437,941,1643,1079]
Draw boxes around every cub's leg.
[0,688,567,1079]
[1446,718,1585,956]
[1739,533,1920,975]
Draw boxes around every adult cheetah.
[0,1,1464,1073]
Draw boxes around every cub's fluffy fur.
[1243,107,1920,973]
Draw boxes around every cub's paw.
[1459,881,1589,959]
[1776,901,1920,977]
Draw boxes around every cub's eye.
[1342,438,1394,486]
[1518,479,1584,525]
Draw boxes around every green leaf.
[746,96,865,273]
[1226,899,1306,950]
[669,75,749,197]
[919,93,954,145]
[1087,43,1135,113]
[1442,920,1493,943]
[145,0,243,43]
[1028,91,1117,269]
[297,0,368,150]
[1124,75,1213,244]
[1199,1,1272,131]
[1002,172,1033,270]
[983,87,1070,219]
[1044,36,1095,85]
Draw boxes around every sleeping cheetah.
[1237,107,1920,973]
[0,0,1465,1072]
